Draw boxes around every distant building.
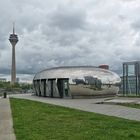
[98,64,109,70]
[0,78,6,82]
[16,77,20,83]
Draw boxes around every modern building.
[98,64,109,70]
[16,77,20,83]
[9,23,18,84]
[122,61,140,96]
[33,66,121,98]
[0,78,6,82]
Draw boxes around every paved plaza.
[10,94,140,121]
[0,98,16,140]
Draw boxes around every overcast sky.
[0,0,140,79]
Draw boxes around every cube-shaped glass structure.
[123,61,140,95]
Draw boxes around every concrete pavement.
[0,98,16,140]
[10,94,140,121]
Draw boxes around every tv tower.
[9,23,18,84]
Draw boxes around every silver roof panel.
[33,66,121,84]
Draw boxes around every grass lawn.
[118,103,140,109]
[10,98,140,140]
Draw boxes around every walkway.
[0,98,16,140]
[10,94,140,121]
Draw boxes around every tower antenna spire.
[13,22,15,34]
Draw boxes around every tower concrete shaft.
[11,45,16,83]
[9,24,18,84]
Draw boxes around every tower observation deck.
[9,23,18,84]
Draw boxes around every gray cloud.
[49,6,86,31]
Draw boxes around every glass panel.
[40,80,44,96]
[127,76,136,94]
[123,64,127,76]
[47,80,51,96]
[45,80,50,96]
[128,65,135,76]
[64,80,70,97]
[53,80,60,97]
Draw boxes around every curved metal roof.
[33,66,121,84]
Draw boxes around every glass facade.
[121,61,140,96]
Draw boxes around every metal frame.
[123,61,140,96]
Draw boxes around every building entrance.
[57,78,70,98]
